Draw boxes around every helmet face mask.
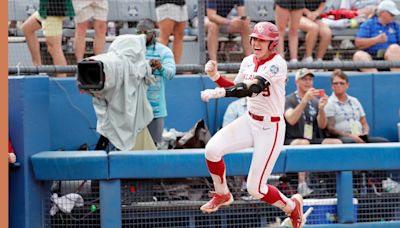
[250,22,279,52]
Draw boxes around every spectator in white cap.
[353,0,400,72]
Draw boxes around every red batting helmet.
[250,22,279,51]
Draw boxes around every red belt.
[248,111,280,122]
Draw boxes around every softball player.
[199,21,305,228]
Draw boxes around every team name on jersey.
[243,73,255,80]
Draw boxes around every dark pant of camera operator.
[136,19,176,147]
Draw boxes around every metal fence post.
[197,0,206,66]
[100,179,122,228]
[336,171,355,223]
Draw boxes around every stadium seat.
[245,0,275,22]
[8,40,33,66]
[186,0,198,20]
[8,0,39,21]
[107,0,156,22]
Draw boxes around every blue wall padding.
[33,144,400,180]
[31,151,109,180]
[9,73,397,152]
[8,76,51,228]
[108,149,208,178]
[372,72,400,141]
[284,144,400,172]
[108,149,286,179]
[7,73,400,160]
[49,79,99,150]
[165,75,214,132]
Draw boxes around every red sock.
[206,159,225,184]
[261,184,287,206]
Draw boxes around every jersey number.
[262,86,270,97]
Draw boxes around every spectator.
[284,68,342,197]
[275,0,305,62]
[323,0,380,26]
[205,0,252,61]
[325,69,390,143]
[8,139,16,164]
[136,19,176,147]
[222,98,247,127]
[155,0,188,64]
[353,0,400,72]
[72,0,108,62]
[20,0,75,77]
[299,0,332,62]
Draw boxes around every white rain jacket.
[90,34,155,150]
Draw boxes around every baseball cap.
[136,19,155,33]
[295,68,314,81]
[377,0,400,16]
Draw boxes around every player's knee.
[204,143,222,161]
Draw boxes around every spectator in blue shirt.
[205,0,252,61]
[222,98,247,127]
[136,19,176,146]
[353,0,400,72]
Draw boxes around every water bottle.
[361,173,367,195]
[107,21,116,37]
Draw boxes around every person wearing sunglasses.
[324,69,389,143]
[284,68,342,198]
[352,0,400,72]
[136,19,176,147]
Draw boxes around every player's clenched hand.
[204,60,220,81]
[200,87,226,102]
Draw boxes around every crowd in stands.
[8,0,400,71]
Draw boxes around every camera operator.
[77,34,155,151]
[136,19,176,147]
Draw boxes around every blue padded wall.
[20,73,400,146]
[165,75,214,133]
[8,76,51,228]
[49,78,99,150]
[372,72,400,141]
[108,149,286,179]
[345,73,374,134]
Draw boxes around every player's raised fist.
[205,60,220,81]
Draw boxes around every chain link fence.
[42,170,400,227]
